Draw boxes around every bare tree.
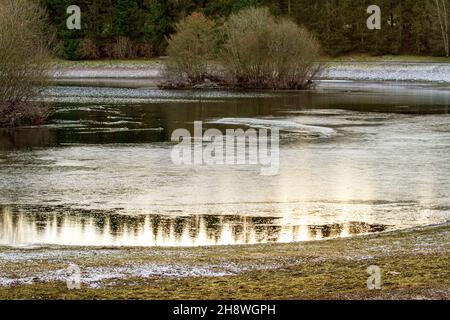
[434,0,449,56]
[162,12,216,88]
[0,0,50,126]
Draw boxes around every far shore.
[48,57,450,88]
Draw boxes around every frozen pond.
[0,83,449,246]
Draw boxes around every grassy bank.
[0,224,448,300]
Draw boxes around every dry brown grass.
[0,224,448,300]
[77,38,102,60]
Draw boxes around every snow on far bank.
[51,67,162,79]
[321,62,450,83]
[50,62,450,83]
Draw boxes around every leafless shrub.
[162,12,216,87]
[0,0,51,126]
[77,38,102,60]
[220,7,323,89]
[135,43,154,58]
[113,37,137,59]
[102,40,154,59]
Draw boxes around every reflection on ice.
[0,207,387,247]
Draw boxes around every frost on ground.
[0,224,448,291]
[322,62,450,83]
[0,249,122,262]
[0,259,288,288]
[0,263,237,288]
[0,248,288,288]
[51,67,162,79]
[50,62,450,83]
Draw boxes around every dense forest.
[40,0,450,59]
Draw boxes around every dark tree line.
[281,0,449,56]
[40,0,450,59]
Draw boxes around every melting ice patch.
[212,118,337,138]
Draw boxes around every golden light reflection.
[0,207,387,247]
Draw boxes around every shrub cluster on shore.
[0,0,51,127]
[161,7,323,90]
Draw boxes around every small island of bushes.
[161,7,323,90]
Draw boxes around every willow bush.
[0,0,50,126]
[163,12,216,88]
[220,7,323,89]
[162,7,323,90]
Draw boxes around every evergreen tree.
[40,0,450,59]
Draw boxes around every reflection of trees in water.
[2,98,448,149]
[310,224,344,239]
[0,206,387,246]
[0,128,54,150]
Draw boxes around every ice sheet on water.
[212,117,337,138]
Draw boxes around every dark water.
[0,83,449,246]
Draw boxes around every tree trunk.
[434,0,449,56]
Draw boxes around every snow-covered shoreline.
[52,66,162,79]
[322,62,450,83]
[50,62,450,84]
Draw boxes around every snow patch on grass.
[0,263,239,288]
